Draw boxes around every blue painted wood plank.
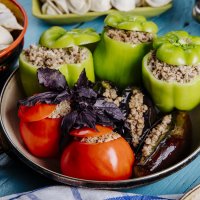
[23,0,200,49]
[125,155,200,195]
[0,154,55,197]
[1,0,200,197]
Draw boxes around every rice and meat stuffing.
[106,27,154,44]
[24,45,88,69]
[148,52,200,83]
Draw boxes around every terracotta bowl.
[0,0,28,86]
[0,68,200,189]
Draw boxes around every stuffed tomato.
[61,125,135,181]
[18,100,71,158]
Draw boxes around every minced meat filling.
[80,132,121,144]
[142,115,172,158]
[24,45,88,69]
[148,52,200,83]
[106,27,154,44]
[103,88,123,107]
[48,100,71,118]
[126,89,148,148]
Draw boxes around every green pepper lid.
[153,31,200,66]
[104,12,158,33]
[39,26,101,48]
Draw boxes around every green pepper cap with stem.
[153,31,200,66]
[39,26,101,48]
[104,12,158,33]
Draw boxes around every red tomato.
[19,117,61,158]
[18,103,56,122]
[61,126,135,181]
[70,125,113,138]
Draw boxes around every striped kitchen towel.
[1,186,183,200]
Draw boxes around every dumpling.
[0,44,10,51]
[135,0,146,6]
[42,1,62,15]
[67,0,91,14]
[42,2,57,15]
[111,0,136,11]
[0,26,13,45]
[0,3,23,31]
[41,0,69,15]
[0,26,13,51]
[145,0,172,7]
[90,0,111,12]
[52,0,69,14]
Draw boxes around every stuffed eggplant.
[133,111,191,177]
[119,87,157,148]
[93,83,158,147]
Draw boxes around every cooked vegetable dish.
[17,15,195,181]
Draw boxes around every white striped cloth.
[1,186,183,200]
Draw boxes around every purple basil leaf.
[94,99,125,121]
[77,88,97,99]
[75,109,96,129]
[96,112,115,127]
[75,69,94,89]
[61,108,96,137]
[18,90,71,107]
[60,111,78,151]
[37,68,67,91]
[61,111,78,137]
[54,90,71,103]
[75,69,88,88]
[18,91,60,106]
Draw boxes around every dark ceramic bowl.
[0,68,200,189]
[0,0,28,87]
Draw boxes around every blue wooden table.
[1,0,200,197]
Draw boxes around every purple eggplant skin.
[133,111,192,178]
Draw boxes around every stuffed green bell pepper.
[19,27,100,96]
[93,13,158,89]
[142,31,200,112]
